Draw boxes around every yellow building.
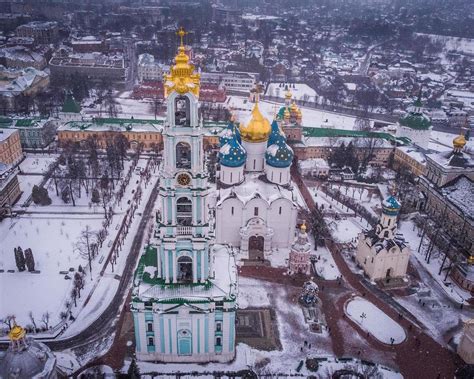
[0,129,23,166]
[393,146,427,177]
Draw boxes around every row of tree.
[14,247,35,272]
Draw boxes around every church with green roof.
[395,95,432,149]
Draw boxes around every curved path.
[44,179,159,352]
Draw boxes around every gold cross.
[177,27,188,47]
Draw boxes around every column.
[172,250,177,283]
[193,250,197,283]
[165,250,169,283]
[200,250,205,281]
[157,247,162,279]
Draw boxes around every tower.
[131,29,237,363]
[375,195,401,240]
[289,221,312,275]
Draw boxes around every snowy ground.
[126,277,401,377]
[0,215,104,328]
[328,218,362,244]
[19,155,58,174]
[345,296,406,345]
[227,96,371,130]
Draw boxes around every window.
[388,219,391,226]
[177,255,193,283]
[253,160,256,170]
[279,206,282,215]
[216,322,222,332]
[254,207,258,216]
[176,142,191,169]
[231,206,234,215]
[216,337,222,346]
[147,323,153,332]
[148,337,154,346]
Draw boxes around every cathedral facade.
[215,97,299,262]
[131,30,237,363]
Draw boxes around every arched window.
[177,255,193,283]
[177,197,192,226]
[174,95,191,126]
[176,142,191,169]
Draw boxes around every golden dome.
[285,90,293,99]
[290,101,298,112]
[8,325,26,341]
[300,220,307,232]
[240,103,271,143]
[163,27,200,98]
[468,256,474,265]
[283,108,291,119]
[453,134,467,150]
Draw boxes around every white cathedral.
[214,98,299,262]
[131,30,237,363]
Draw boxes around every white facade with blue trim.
[131,38,237,363]
[216,102,299,261]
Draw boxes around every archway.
[176,142,191,169]
[249,235,264,261]
[174,95,191,126]
[176,197,192,226]
[177,329,192,355]
[385,267,393,283]
[177,255,193,283]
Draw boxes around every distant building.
[137,53,164,82]
[49,51,127,84]
[71,36,105,53]
[356,195,410,282]
[0,66,50,110]
[298,158,330,178]
[0,128,22,165]
[16,21,58,44]
[0,118,56,148]
[57,118,163,150]
[59,91,83,122]
[212,6,242,24]
[0,46,46,69]
[201,71,257,93]
[396,96,432,150]
[393,145,427,177]
[0,162,21,217]
[458,319,474,364]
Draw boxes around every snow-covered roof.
[217,173,297,206]
[440,176,474,219]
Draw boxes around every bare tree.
[41,312,50,329]
[74,225,97,278]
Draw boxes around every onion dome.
[0,324,58,379]
[285,89,293,100]
[265,139,294,168]
[219,122,235,146]
[382,195,401,216]
[239,103,271,143]
[219,134,247,167]
[268,119,285,145]
[453,133,467,151]
[290,101,298,113]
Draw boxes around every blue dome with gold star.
[265,140,294,168]
[219,134,247,167]
[219,122,236,146]
[382,195,401,216]
[268,119,285,146]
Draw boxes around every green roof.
[0,118,13,128]
[399,113,431,130]
[303,127,395,141]
[62,93,81,113]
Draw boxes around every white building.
[355,195,410,282]
[396,97,432,149]
[298,158,330,178]
[137,53,164,82]
[458,319,474,364]
[201,71,258,93]
[131,35,237,363]
[215,101,298,262]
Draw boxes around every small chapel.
[355,195,410,282]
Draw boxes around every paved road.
[39,178,159,352]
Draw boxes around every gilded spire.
[163,27,200,98]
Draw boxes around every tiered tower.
[131,29,237,363]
